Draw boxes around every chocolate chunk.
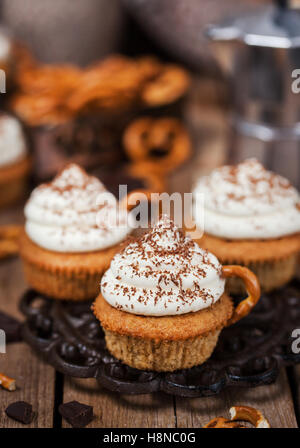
[0,311,22,343]
[5,401,35,424]
[58,401,93,428]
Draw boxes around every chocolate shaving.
[102,215,221,311]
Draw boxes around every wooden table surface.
[0,89,299,429]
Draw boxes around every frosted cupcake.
[93,216,260,372]
[19,163,140,301]
[193,159,300,293]
[0,113,30,208]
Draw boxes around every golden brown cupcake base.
[195,233,300,293]
[93,293,233,371]
[0,157,31,208]
[19,231,120,301]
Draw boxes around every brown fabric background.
[1,0,124,65]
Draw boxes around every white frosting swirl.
[25,164,132,252]
[0,114,27,168]
[101,215,225,316]
[193,159,300,240]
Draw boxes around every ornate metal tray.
[19,281,300,397]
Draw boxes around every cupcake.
[93,216,260,372]
[192,159,300,293]
[19,163,139,301]
[0,113,30,208]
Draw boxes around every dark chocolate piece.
[58,401,93,428]
[5,401,35,424]
[0,311,22,343]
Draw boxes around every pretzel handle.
[230,406,270,428]
[222,265,261,326]
[120,189,153,212]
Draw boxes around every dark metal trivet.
[19,281,300,397]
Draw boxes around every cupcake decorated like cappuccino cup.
[93,216,260,372]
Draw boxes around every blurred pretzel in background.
[123,117,191,187]
[10,54,190,126]
[0,225,22,260]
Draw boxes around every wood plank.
[175,369,297,428]
[62,377,175,428]
[0,208,57,428]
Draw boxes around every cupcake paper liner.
[93,293,234,371]
[104,328,221,372]
[22,259,104,301]
[19,231,120,301]
[195,233,300,293]
[224,253,298,295]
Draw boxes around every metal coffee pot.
[207,1,300,187]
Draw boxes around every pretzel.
[141,64,190,107]
[0,240,19,258]
[136,56,162,80]
[230,406,270,428]
[204,406,270,428]
[0,225,22,240]
[222,265,261,326]
[123,117,191,174]
[11,94,73,126]
[204,417,246,428]
[0,373,16,391]
[11,55,190,126]
[0,225,22,259]
[18,65,81,96]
